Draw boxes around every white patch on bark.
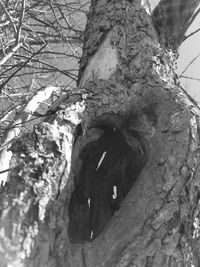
[141,0,151,14]
[96,151,107,170]
[60,100,86,125]
[90,230,94,239]
[79,31,118,87]
[193,217,200,239]
[112,186,117,199]
[141,0,160,13]
[0,86,59,185]
[88,198,91,208]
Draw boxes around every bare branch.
[0,42,23,66]
[180,51,200,76]
[183,6,200,36]
[152,0,200,48]
[13,53,78,80]
[16,0,26,44]
[183,27,200,42]
[0,92,32,98]
[0,168,11,175]
[0,43,47,93]
[0,0,17,36]
[180,75,200,82]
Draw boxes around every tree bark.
[1,0,200,266]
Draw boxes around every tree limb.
[0,42,23,66]
[0,86,60,185]
[152,0,200,48]
[16,0,26,44]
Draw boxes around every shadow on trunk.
[68,117,149,243]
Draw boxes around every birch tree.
[1,0,200,266]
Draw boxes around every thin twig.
[180,75,200,82]
[0,92,32,98]
[0,0,17,36]
[0,44,47,93]
[183,28,200,42]
[180,52,200,76]
[0,42,23,66]
[185,7,200,35]
[16,0,26,44]
[0,168,11,175]
[13,53,78,80]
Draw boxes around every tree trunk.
[1,0,200,266]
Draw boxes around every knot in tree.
[68,125,147,243]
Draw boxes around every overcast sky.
[177,14,200,103]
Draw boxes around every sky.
[177,14,200,103]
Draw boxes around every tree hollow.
[68,124,147,243]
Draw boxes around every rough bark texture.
[1,0,200,266]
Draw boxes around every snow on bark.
[0,86,59,185]
[0,99,85,266]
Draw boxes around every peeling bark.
[1,0,200,266]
